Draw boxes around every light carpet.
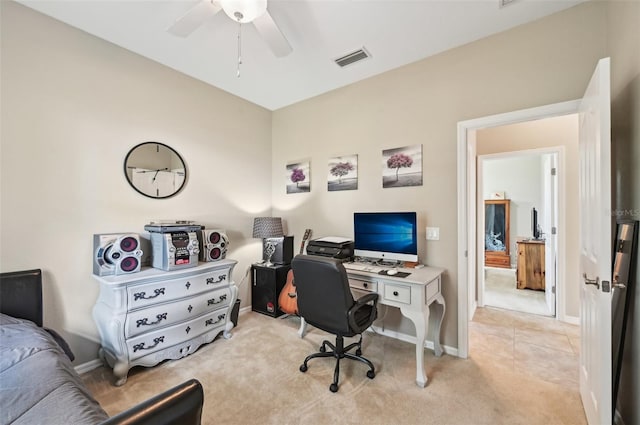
[83,310,585,424]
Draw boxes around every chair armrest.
[101,379,204,425]
[355,293,379,306]
[348,293,379,332]
[45,327,75,362]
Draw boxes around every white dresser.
[92,260,237,386]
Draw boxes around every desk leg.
[430,295,446,357]
[400,307,429,388]
[298,317,307,338]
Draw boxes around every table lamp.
[252,217,284,267]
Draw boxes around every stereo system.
[93,222,237,275]
[198,229,229,262]
[145,223,201,271]
[93,233,144,276]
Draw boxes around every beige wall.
[477,115,580,318]
[272,2,606,347]
[0,2,272,363]
[607,1,640,423]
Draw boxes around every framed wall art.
[328,154,358,191]
[286,160,311,194]
[382,144,423,188]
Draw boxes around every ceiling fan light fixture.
[220,0,267,23]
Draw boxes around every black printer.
[306,237,354,260]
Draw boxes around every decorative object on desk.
[279,228,312,315]
[252,217,284,266]
[124,142,186,199]
[328,154,357,191]
[286,160,310,194]
[382,144,422,188]
[490,191,505,200]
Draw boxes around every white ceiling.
[17,0,585,110]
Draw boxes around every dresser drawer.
[127,268,230,309]
[126,306,229,361]
[124,287,231,338]
[383,283,411,305]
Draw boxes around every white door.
[542,153,557,316]
[579,57,612,425]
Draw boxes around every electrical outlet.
[426,227,440,241]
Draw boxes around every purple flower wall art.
[328,154,358,191]
[382,144,423,188]
[286,160,311,194]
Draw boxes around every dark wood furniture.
[484,199,511,268]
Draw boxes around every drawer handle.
[134,288,165,301]
[185,282,191,289]
[188,305,193,313]
[136,313,168,327]
[206,275,226,285]
[393,291,399,296]
[208,294,227,305]
[133,336,165,352]
[205,314,226,326]
[363,283,368,288]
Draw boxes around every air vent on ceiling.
[334,47,371,68]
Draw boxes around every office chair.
[291,255,379,392]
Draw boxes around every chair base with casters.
[299,334,375,393]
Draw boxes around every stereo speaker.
[199,229,229,262]
[93,233,143,276]
[263,236,294,265]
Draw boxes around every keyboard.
[343,263,383,273]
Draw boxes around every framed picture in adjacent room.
[382,144,423,188]
[286,160,311,194]
[328,154,358,191]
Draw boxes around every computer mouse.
[387,269,398,276]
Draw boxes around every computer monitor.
[353,212,418,263]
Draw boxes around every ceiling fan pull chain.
[236,20,242,78]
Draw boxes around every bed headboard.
[0,268,43,327]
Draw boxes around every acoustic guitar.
[278,229,311,315]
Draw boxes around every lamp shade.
[252,217,284,239]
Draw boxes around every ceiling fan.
[167,0,292,58]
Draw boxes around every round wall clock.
[124,142,187,199]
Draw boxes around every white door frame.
[457,100,579,358]
[476,148,562,318]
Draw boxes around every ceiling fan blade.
[167,0,222,37]
[252,10,292,58]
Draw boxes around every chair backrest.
[0,269,43,327]
[291,255,355,335]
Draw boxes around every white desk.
[297,264,445,388]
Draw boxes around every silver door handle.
[613,282,626,289]
[583,273,600,289]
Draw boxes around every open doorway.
[477,149,559,317]
[456,100,581,359]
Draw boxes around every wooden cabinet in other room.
[516,240,545,290]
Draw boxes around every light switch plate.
[426,227,440,241]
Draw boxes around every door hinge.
[552,286,556,294]
[551,167,557,176]
[551,226,557,235]
[464,250,468,258]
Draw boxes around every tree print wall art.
[328,154,358,191]
[286,160,311,194]
[382,144,423,188]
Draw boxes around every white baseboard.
[614,409,625,425]
[74,358,103,375]
[368,325,458,357]
[563,314,579,325]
